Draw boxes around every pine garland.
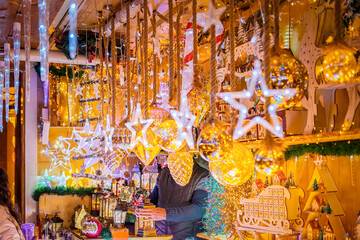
[32,186,95,201]
[34,63,87,80]
[284,139,360,160]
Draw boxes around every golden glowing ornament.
[132,129,161,166]
[187,82,210,127]
[104,148,127,172]
[255,135,284,175]
[149,103,169,130]
[258,49,308,109]
[322,42,358,83]
[209,142,254,186]
[197,119,232,162]
[167,151,194,186]
[156,117,186,152]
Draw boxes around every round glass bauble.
[156,118,186,152]
[188,82,210,127]
[149,104,169,130]
[168,152,194,186]
[258,50,308,109]
[210,142,254,186]
[197,119,232,162]
[322,43,358,83]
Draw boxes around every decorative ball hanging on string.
[156,117,186,152]
[254,135,284,175]
[197,119,232,162]
[264,49,309,109]
[209,142,254,186]
[187,82,210,127]
[168,151,194,186]
[322,42,358,83]
[149,103,169,130]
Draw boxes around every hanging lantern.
[136,198,157,237]
[259,49,308,109]
[209,142,254,186]
[40,215,53,238]
[91,186,104,217]
[50,213,63,232]
[156,117,185,152]
[168,151,194,186]
[322,42,358,83]
[100,193,119,219]
[255,135,284,175]
[113,202,128,228]
[131,164,141,188]
[187,82,210,127]
[197,119,232,162]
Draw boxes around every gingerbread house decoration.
[251,179,266,196]
[323,220,335,240]
[311,196,326,212]
[235,185,304,238]
[307,220,321,240]
[273,170,287,185]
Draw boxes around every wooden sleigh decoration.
[235,185,304,240]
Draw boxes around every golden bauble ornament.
[258,49,308,109]
[156,117,185,152]
[197,119,232,162]
[322,42,358,83]
[168,152,194,186]
[132,128,161,166]
[149,104,169,130]
[255,135,284,175]
[188,82,210,127]
[210,142,254,186]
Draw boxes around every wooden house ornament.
[307,220,321,240]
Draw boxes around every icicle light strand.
[13,22,21,115]
[24,0,31,102]
[4,43,10,122]
[69,0,78,59]
[38,0,49,107]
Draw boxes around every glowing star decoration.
[218,60,297,140]
[153,34,161,60]
[125,103,154,149]
[13,22,21,114]
[126,103,160,166]
[53,171,70,187]
[84,105,92,115]
[157,71,165,79]
[37,169,53,188]
[47,136,74,172]
[169,93,196,149]
[68,0,77,59]
[38,0,49,106]
[202,0,226,33]
[4,43,10,122]
[73,83,84,97]
[93,84,100,98]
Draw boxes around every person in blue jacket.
[136,160,209,240]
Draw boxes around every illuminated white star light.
[217,60,297,140]
[72,83,84,97]
[170,92,196,149]
[203,0,226,33]
[125,103,154,148]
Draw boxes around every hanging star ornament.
[218,60,297,140]
[84,105,92,114]
[203,0,227,33]
[125,103,155,148]
[53,171,70,187]
[93,84,100,98]
[158,71,165,79]
[169,92,196,149]
[73,83,84,97]
[47,136,74,172]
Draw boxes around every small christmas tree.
[313,179,319,191]
[326,203,332,214]
[319,228,324,240]
[321,206,325,213]
[253,21,263,51]
[237,23,247,45]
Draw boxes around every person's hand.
[135,207,166,221]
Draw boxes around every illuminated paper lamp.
[168,151,194,186]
